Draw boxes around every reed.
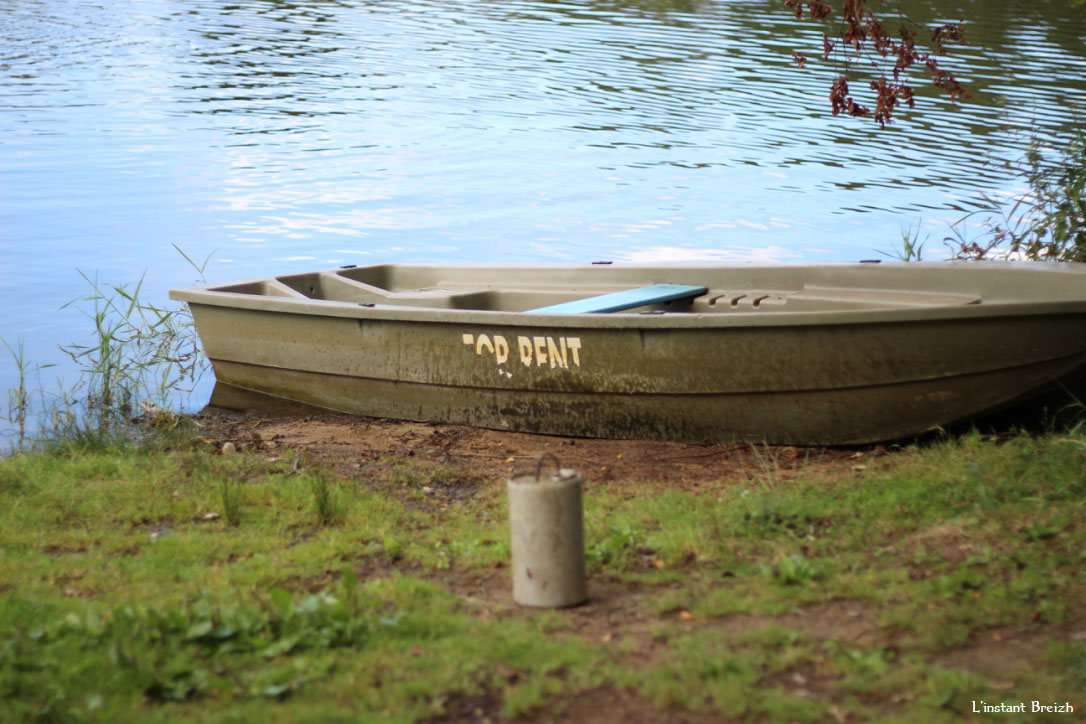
[58,270,205,434]
[943,128,1085,262]
[1,339,48,449]
[2,245,211,451]
[309,472,342,527]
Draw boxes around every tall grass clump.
[58,269,204,435]
[221,477,244,527]
[2,245,210,452]
[309,472,342,527]
[882,222,928,262]
[945,127,1086,262]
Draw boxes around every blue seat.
[524,283,707,315]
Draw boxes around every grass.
[1,338,55,450]
[874,125,1083,263]
[0,425,1083,721]
[2,247,209,455]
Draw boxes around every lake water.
[1,0,1084,410]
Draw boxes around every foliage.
[59,268,204,435]
[1,245,210,452]
[768,553,821,586]
[0,339,54,449]
[786,0,967,125]
[309,472,342,527]
[881,222,927,261]
[946,129,1086,262]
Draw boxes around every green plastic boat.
[170,261,1086,444]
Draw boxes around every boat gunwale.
[169,288,1086,330]
[168,261,1086,329]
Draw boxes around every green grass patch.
[1,426,1083,720]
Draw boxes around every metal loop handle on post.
[534,452,562,482]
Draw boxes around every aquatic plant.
[882,223,927,262]
[1,245,210,451]
[58,267,205,435]
[878,127,1086,264]
[0,339,55,448]
[946,129,1086,263]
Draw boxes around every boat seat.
[789,287,982,308]
[524,283,708,315]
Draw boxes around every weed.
[221,477,243,527]
[586,523,644,570]
[309,473,341,526]
[0,579,383,714]
[381,535,405,562]
[59,270,205,435]
[876,126,1085,263]
[1,338,54,450]
[881,222,928,261]
[768,553,821,586]
[749,443,783,488]
[921,667,990,714]
[3,246,210,452]
[825,641,894,677]
[940,128,1085,261]
[1006,129,1086,261]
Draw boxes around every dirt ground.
[196,407,882,494]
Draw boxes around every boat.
[169,261,1086,445]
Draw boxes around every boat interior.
[203,263,995,314]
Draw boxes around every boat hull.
[183,289,1086,444]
